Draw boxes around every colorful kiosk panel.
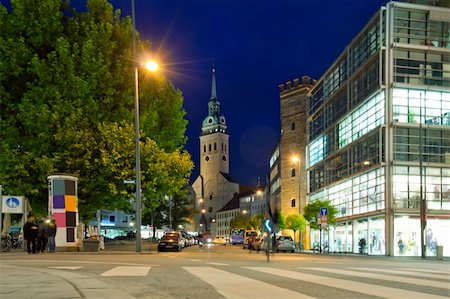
[47,174,79,249]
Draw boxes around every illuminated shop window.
[393,88,450,126]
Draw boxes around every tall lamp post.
[292,156,302,250]
[132,0,158,252]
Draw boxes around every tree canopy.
[303,200,338,229]
[0,0,193,221]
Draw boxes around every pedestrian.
[23,215,39,254]
[46,216,57,252]
[36,217,48,253]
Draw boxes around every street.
[1,243,449,299]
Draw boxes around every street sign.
[123,180,136,184]
[321,215,328,223]
[263,219,273,233]
[320,207,328,216]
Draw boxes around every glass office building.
[306,1,449,256]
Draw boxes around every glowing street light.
[132,0,160,252]
[145,60,159,72]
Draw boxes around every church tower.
[199,65,229,177]
[191,65,239,234]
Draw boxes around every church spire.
[211,64,217,100]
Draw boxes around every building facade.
[306,1,449,256]
[278,76,315,245]
[191,66,240,234]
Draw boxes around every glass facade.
[306,3,450,256]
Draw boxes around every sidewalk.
[0,263,137,299]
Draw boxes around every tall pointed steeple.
[201,64,227,135]
[211,64,217,100]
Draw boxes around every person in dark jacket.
[46,217,57,252]
[23,215,39,253]
[36,218,48,253]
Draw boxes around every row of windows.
[203,142,227,153]
[338,91,385,149]
[270,146,280,168]
[393,88,450,125]
[393,166,450,210]
[323,16,382,99]
[310,168,385,218]
[394,127,450,163]
[309,91,384,168]
[309,130,382,192]
[309,58,381,141]
[393,7,450,49]
[394,49,450,87]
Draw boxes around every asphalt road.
[1,243,449,299]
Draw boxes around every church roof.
[219,172,239,183]
[217,189,256,212]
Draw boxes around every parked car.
[213,235,227,245]
[276,236,295,252]
[248,237,262,251]
[158,231,183,252]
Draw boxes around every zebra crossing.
[53,263,450,299]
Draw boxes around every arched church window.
[209,144,211,151]
[208,207,213,213]
[204,145,206,153]
[291,122,295,130]
[291,168,296,177]
[291,198,296,207]
[209,194,213,200]
[214,143,217,150]
[222,155,227,162]
[205,156,210,161]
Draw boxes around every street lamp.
[292,156,302,251]
[131,0,159,252]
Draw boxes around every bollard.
[436,246,443,260]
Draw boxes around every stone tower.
[192,65,239,234]
[279,76,315,218]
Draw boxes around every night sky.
[109,0,389,186]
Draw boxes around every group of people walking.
[23,214,57,254]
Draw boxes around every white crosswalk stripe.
[350,267,450,280]
[206,262,228,266]
[244,267,449,299]
[100,266,151,277]
[183,266,315,299]
[302,267,450,290]
[48,266,83,270]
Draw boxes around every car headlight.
[206,238,212,243]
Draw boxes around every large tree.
[303,200,338,230]
[0,0,193,221]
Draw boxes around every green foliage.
[277,211,287,230]
[250,213,265,231]
[230,214,251,230]
[285,214,307,232]
[143,192,195,229]
[285,214,307,244]
[0,0,192,221]
[303,200,338,230]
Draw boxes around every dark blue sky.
[110,0,389,186]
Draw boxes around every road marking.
[245,267,448,299]
[49,266,83,270]
[206,262,228,266]
[303,267,450,289]
[188,259,202,262]
[350,267,450,280]
[183,267,314,299]
[100,266,151,276]
[403,268,450,275]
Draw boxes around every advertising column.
[47,174,79,250]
